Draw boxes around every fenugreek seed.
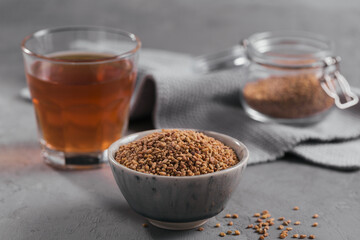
[227,230,232,235]
[292,234,299,238]
[225,214,231,218]
[293,206,299,211]
[262,210,269,214]
[232,214,239,218]
[287,220,291,224]
[294,221,301,225]
[300,235,307,239]
[283,221,289,226]
[228,221,233,226]
[264,232,269,237]
[215,223,221,228]
[257,218,263,223]
[142,223,148,228]
[197,227,204,231]
[286,227,293,231]
[269,222,274,226]
[115,130,239,176]
[312,214,319,219]
[269,218,275,221]
[261,215,267,219]
[234,230,241,235]
[281,230,288,234]
[247,224,253,229]
[264,226,269,230]
[259,236,265,240]
[280,234,287,239]
[219,232,226,237]
[312,222,318,227]
[309,235,316,239]
[254,213,261,217]
[278,225,284,230]
[278,217,285,221]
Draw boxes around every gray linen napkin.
[130,49,360,169]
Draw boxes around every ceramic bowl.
[108,129,249,230]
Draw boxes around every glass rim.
[21,26,141,63]
[245,31,334,69]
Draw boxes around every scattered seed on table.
[312,214,319,219]
[142,223,148,228]
[280,234,287,239]
[247,224,253,229]
[283,221,289,226]
[254,213,261,217]
[228,221,233,226]
[234,230,241,235]
[278,225,284,230]
[278,217,285,221]
[227,230,232,235]
[225,214,231,218]
[286,227,293,231]
[219,232,226,237]
[300,234,307,239]
[269,222,274,226]
[292,234,299,238]
[294,221,301,225]
[215,223,221,228]
[264,232,269,237]
[312,222,318,227]
[262,210,269,214]
[232,214,239,218]
[257,218,263,223]
[259,236,265,240]
[293,206,299,211]
[287,220,292,224]
[197,227,204,231]
[309,235,316,239]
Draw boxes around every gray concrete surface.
[1,0,360,239]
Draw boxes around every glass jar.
[195,31,358,124]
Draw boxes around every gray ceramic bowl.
[108,129,249,230]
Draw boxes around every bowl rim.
[108,129,249,179]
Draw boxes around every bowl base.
[148,218,209,230]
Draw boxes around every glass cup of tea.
[21,26,141,170]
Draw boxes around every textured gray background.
[1,0,360,239]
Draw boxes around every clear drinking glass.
[21,26,141,170]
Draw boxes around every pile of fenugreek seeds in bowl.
[114,129,239,176]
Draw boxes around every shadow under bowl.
[108,129,249,230]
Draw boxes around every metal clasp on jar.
[320,56,359,109]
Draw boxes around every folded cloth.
[130,49,360,169]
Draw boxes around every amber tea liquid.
[26,52,136,154]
